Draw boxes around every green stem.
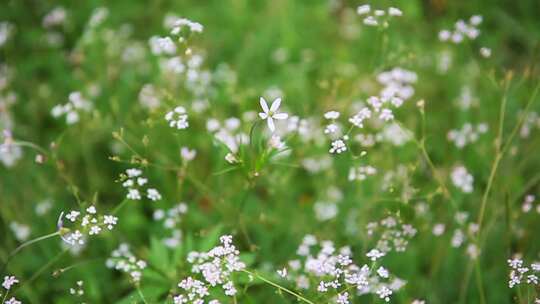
[474,260,487,304]
[1,231,60,274]
[112,198,130,215]
[241,270,315,304]
[136,285,148,304]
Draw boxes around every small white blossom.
[258,97,288,132]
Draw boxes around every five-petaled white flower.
[258,97,288,132]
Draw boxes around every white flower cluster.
[0,130,22,168]
[171,18,204,36]
[449,212,480,260]
[174,235,245,303]
[377,68,417,103]
[349,68,416,133]
[0,22,14,47]
[106,244,147,283]
[314,201,338,222]
[451,165,474,193]
[51,91,92,125]
[9,221,30,242]
[439,15,482,43]
[447,122,488,148]
[59,205,118,246]
[42,6,67,28]
[149,36,176,56]
[153,203,188,247]
[69,280,84,297]
[521,195,540,213]
[165,106,189,129]
[121,168,162,201]
[366,216,417,253]
[507,255,540,288]
[348,165,377,181]
[283,235,405,303]
[356,5,403,27]
[138,84,161,110]
[2,275,21,304]
[329,138,348,154]
[519,112,540,138]
[207,117,249,159]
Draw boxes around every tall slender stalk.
[241,269,315,304]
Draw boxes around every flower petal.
[259,97,269,113]
[273,112,288,120]
[259,112,268,119]
[267,117,275,132]
[270,98,282,112]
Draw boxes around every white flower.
[258,97,288,132]
[357,5,370,15]
[5,297,21,304]
[324,110,340,120]
[451,166,474,193]
[376,286,392,302]
[89,225,101,235]
[388,7,403,17]
[225,153,238,164]
[2,275,18,290]
[277,268,288,278]
[180,147,197,162]
[86,205,97,214]
[165,106,189,129]
[480,47,491,58]
[147,188,162,201]
[104,215,118,230]
[127,189,141,200]
[366,248,385,261]
[329,139,347,154]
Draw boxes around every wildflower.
[366,249,385,261]
[165,106,189,129]
[329,139,347,154]
[314,201,338,221]
[480,47,491,58]
[104,215,118,229]
[149,36,177,55]
[176,235,245,301]
[376,286,392,302]
[171,18,204,34]
[2,276,18,290]
[51,91,92,125]
[180,147,197,162]
[356,5,370,15]
[69,280,84,296]
[258,97,288,132]
[9,222,30,242]
[451,166,474,193]
[324,110,340,120]
[146,188,162,201]
[106,243,147,283]
[349,107,371,128]
[277,268,288,278]
[5,298,21,304]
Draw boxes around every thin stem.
[136,285,149,304]
[1,231,60,274]
[474,260,487,304]
[112,198,130,215]
[241,269,315,304]
[19,249,69,290]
